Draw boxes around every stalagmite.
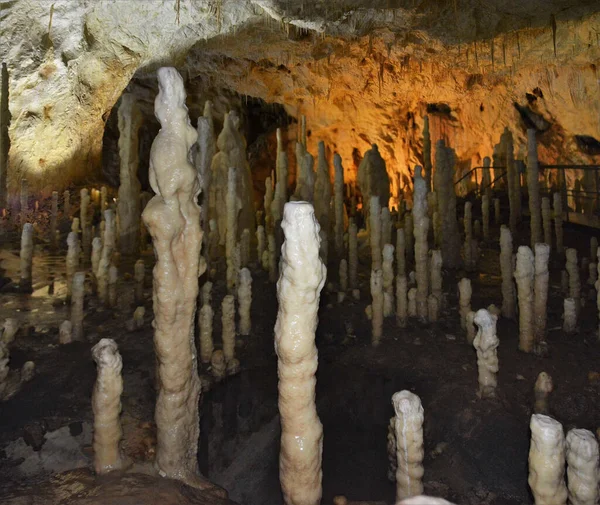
[339,259,348,293]
[370,196,382,270]
[427,294,439,322]
[504,129,518,236]
[333,153,345,256]
[20,178,28,225]
[264,176,274,233]
[274,202,325,505]
[274,128,288,224]
[563,298,577,333]
[81,188,91,259]
[528,414,567,505]
[240,229,250,267]
[381,208,392,251]
[534,244,550,352]
[482,194,490,241]
[195,100,215,219]
[238,268,252,336]
[553,193,564,255]
[71,271,85,342]
[458,278,472,330]
[226,167,239,292]
[314,141,332,242]
[349,219,358,289]
[500,226,516,319]
[211,350,226,381]
[588,262,597,287]
[371,269,384,345]
[268,233,277,283]
[59,320,72,345]
[528,129,542,248]
[91,237,102,289]
[430,250,443,308]
[1,319,18,345]
[423,116,432,191]
[392,390,425,500]
[50,191,58,248]
[98,210,116,306]
[63,190,70,218]
[141,67,203,483]
[117,94,143,255]
[463,201,473,270]
[466,311,476,345]
[91,338,124,474]
[542,198,552,250]
[383,244,395,317]
[396,228,406,277]
[494,198,501,224]
[221,295,236,363]
[473,309,499,399]
[566,429,599,505]
[198,302,213,364]
[565,248,581,320]
[396,275,408,328]
[19,223,33,293]
[132,307,145,330]
[134,259,145,304]
[108,265,118,308]
[413,167,429,320]
[66,231,80,301]
[405,214,414,263]
[515,246,535,353]
[256,225,266,265]
[101,186,108,213]
[358,144,390,220]
[408,288,417,317]
[534,372,553,415]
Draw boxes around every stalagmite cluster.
[91,338,124,474]
[274,202,325,505]
[515,246,535,352]
[528,414,567,505]
[472,309,499,399]
[392,390,425,500]
[141,67,202,483]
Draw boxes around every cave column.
[117,93,143,256]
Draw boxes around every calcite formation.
[71,271,85,341]
[91,338,124,474]
[565,429,599,505]
[473,309,499,399]
[274,202,325,505]
[515,246,534,352]
[141,68,202,484]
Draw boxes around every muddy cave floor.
[0,218,599,505]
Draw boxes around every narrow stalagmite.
[466,311,476,345]
[427,294,439,322]
[383,244,395,317]
[339,259,348,293]
[528,414,567,505]
[392,390,425,500]
[563,298,577,333]
[198,302,213,364]
[408,287,417,317]
[413,167,429,320]
[134,259,145,304]
[553,193,564,255]
[396,275,408,328]
[370,196,382,270]
[226,166,238,291]
[98,210,116,306]
[50,191,58,248]
[91,338,124,474]
[238,268,252,336]
[566,429,599,505]
[108,265,118,308]
[473,309,499,399]
[19,223,33,293]
[349,219,358,289]
[494,198,501,224]
[405,213,414,263]
[463,201,473,270]
[71,271,85,341]
[240,229,250,267]
[371,269,384,345]
[542,198,552,250]
[20,178,28,225]
[423,116,432,191]
[515,246,535,353]
[534,244,550,352]
[117,93,143,255]
[63,190,71,218]
[59,320,72,345]
[221,295,236,362]
[195,100,215,220]
[500,226,516,319]
[482,194,490,241]
[333,153,345,256]
[264,177,274,233]
[566,248,581,312]
[81,188,91,259]
[534,372,553,415]
[91,237,101,289]
[66,231,80,301]
[381,208,392,251]
[430,250,443,309]
[274,202,325,505]
[141,68,203,483]
[458,278,472,331]
[527,129,542,248]
[314,141,332,243]
[396,228,406,277]
[257,225,266,265]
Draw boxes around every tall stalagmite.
[413,167,429,320]
[534,244,550,352]
[195,100,215,221]
[117,93,143,255]
[141,68,203,484]
[274,202,325,505]
[527,129,542,248]
[333,153,345,256]
[500,226,516,319]
[314,141,332,242]
[515,246,535,353]
[358,144,390,223]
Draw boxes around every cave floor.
[0,214,599,505]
